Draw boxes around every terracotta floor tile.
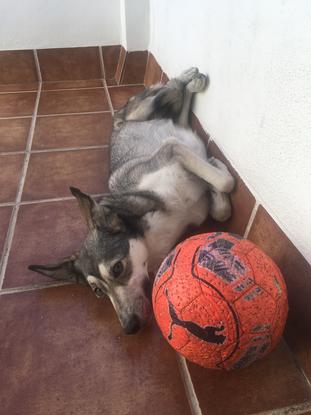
[37,47,102,82]
[42,80,103,90]
[0,206,12,258]
[0,50,38,86]
[145,53,163,87]
[3,200,88,288]
[0,154,24,203]
[108,85,145,110]
[102,45,121,85]
[33,113,112,150]
[0,92,36,117]
[121,51,148,85]
[0,118,31,152]
[0,285,190,415]
[248,206,311,382]
[38,89,109,115]
[22,148,108,201]
[188,340,311,415]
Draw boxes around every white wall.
[0,0,148,50]
[149,0,311,263]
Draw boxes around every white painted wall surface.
[0,0,121,50]
[149,0,311,263]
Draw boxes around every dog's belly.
[138,163,209,270]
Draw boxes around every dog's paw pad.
[187,74,208,92]
[179,67,199,83]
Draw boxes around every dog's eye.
[112,261,124,278]
[94,287,104,297]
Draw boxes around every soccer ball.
[152,232,288,370]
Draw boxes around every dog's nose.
[124,315,141,335]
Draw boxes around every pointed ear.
[70,186,125,233]
[28,254,87,285]
[101,191,165,218]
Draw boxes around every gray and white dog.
[29,68,234,334]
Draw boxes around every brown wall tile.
[115,46,126,84]
[201,140,256,236]
[33,113,112,150]
[0,50,38,88]
[121,51,148,85]
[248,205,311,381]
[37,47,102,82]
[190,112,210,145]
[102,45,121,85]
[0,154,24,203]
[0,118,31,152]
[144,53,163,86]
[161,72,169,83]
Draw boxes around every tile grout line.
[243,201,260,239]
[31,144,108,153]
[98,46,106,79]
[0,281,73,295]
[38,110,111,118]
[250,401,311,415]
[0,110,111,121]
[143,51,150,86]
[0,193,107,209]
[0,50,42,290]
[108,83,144,88]
[177,354,202,415]
[0,115,32,120]
[0,89,38,95]
[103,79,115,116]
[115,47,126,85]
[0,145,109,157]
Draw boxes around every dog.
[29,68,234,334]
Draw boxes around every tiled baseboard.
[0,46,310,415]
[0,46,148,92]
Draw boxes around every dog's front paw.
[179,67,199,83]
[187,73,208,93]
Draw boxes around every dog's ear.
[28,254,87,285]
[70,187,125,233]
[101,191,165,218]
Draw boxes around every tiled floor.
[1,47,311,415]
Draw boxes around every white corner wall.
[149,0,311,263]
[0,0,149,51]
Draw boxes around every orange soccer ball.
[152,232,288,370]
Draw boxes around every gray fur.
[29,68,234,335]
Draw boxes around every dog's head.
[29,187,165,334]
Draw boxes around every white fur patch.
[98,263,109,280]
[127,238,148,289]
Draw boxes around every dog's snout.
[123,314,141,335]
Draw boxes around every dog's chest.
[138,163,207,270]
